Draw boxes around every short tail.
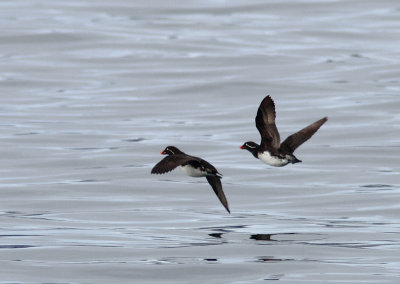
[285,154,301,164]
[291,157,302,164]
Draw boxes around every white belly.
[258,151,289,167]
[179,165,206,177]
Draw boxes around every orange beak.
[160,151,166,155]
[240,146,245,149]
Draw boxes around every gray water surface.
[1,1,400,283]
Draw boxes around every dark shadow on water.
[124,137,146,142]
[4,211,52,220]
[75,244,123,248]
[204,258,218,262]
[0,234,43,237]
[55,179,108,184]
[123,164,146,168]
[360,184,393,191]
[147,257,222,265]
[201,225,248,232]
[0,245,35,249]
[251,232,304,242]
[256,256,289,263]
[14,132,39,136]
[250,234,275,241]
[351,53,365,58]
[362,184,392,188]
[208,233,223,238]
[264,274,285,281]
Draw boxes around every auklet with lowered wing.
[151,146,230,213]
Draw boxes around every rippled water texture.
[1,0,399,283]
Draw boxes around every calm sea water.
[1,0,399,283]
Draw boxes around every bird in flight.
[240,95,327,167]
[151,146,230,213]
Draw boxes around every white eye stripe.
[246,144,256,149]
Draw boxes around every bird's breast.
[258,151,289,167]
[179,165,207,177]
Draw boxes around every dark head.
[161,146,183,156]
[240,141,259,157]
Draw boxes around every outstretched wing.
[280,117,328,154]
[193,156,222,177]
[255,95,280,150]
[151,154,192,175]
[206,175,230,213]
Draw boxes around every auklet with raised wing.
[240,95,327,167]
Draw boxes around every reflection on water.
[208,233,223,238]
[256,257,287,263]
[250,234,274,241]
[0,245,35,249]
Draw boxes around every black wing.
[255,95,280,150]
[206,175,230,213]
[280,117,328,154]
[151,154,192,175]
[193,156,222,177]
